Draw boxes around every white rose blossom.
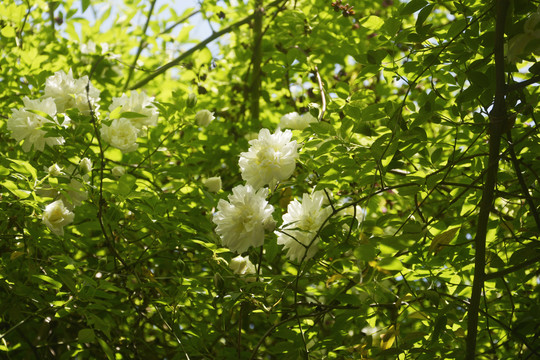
[195,109,215,127]
[109,91,158,129]
[100,118,140,153]
[44,69,100,114]
[7,97,66,152]
[42,200,75,236]
[239,128,299,189]
[213,184,275,253]
[229,255,257,276]
[279,112,316,130]
[276,191,332,262]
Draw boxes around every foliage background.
[1,0,539,358]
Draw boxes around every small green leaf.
[78,328,95,343]
[359,15,384,30]
[32,274,63,290]
[429,227,459,253]
[1,25,16,38]
[377,257,403,271]
[401,0,428,15]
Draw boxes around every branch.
[506,132,540,231]
[250,0,264,129]
[313,66,326,121]
[123,0,157,91]
[129,0,285,90]
[506,75,540,93]
[465,1,509,358]
[485,254,540,280]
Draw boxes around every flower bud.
[48,164,63,177]
[187,92,198,108]
[204,176,222,193]
[79,158,92,175]
[195,109,215,127]
[112,166,125,178]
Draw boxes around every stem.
[465,1,509,358]
[123,0,157,91]
[250,0,264,129]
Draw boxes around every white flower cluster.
[6,69,160,237]
[211,107,338,267]
[45,69,100,114]
[7,97,67,152]
[100,91,159,153]
[7,70,100,153]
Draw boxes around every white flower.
[204,176,222,193]
[79,157,92,175]
[109,91,158,129]
[229,255,257,276]
[195,109,215,127]
[112,166,125,178]
[213,184,275,253]
[80,40,96,54]
[42,200,75,236]
[101,118,139,153]
[48,164,63,177]
[276,191,332,262]
[279,112,316,130]
[44,69,100,114]
[239,128,299,189]
[7,97,66,152]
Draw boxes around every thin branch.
[123,0,157,91]
[313,66,326,121]
[130,0,285,90]
[506,75,540,92]
[505,132,540,231]
[87,58,127,268]
[250,0,264,129]
[484,254,540,280]
[465,1,509,358]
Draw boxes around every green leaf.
[1,25,16,38]
[359,15,384,30]
[78,328,95,343]
[377,257,403,271]
[32,275,63,290]
[401,0,428,15]
[98,338,115,360]
[429,227,460,254]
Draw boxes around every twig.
[506,75,540,92]
[505,132,540,231]
[250,0,264,129]
[465,1,509,358]
[313,66,326,121]
[86,58,128,268]
[123,0,157,91]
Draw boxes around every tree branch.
[250,0,264,129]
[465,1,509,358]
[130,0,285,90]
[123,0,157,91]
